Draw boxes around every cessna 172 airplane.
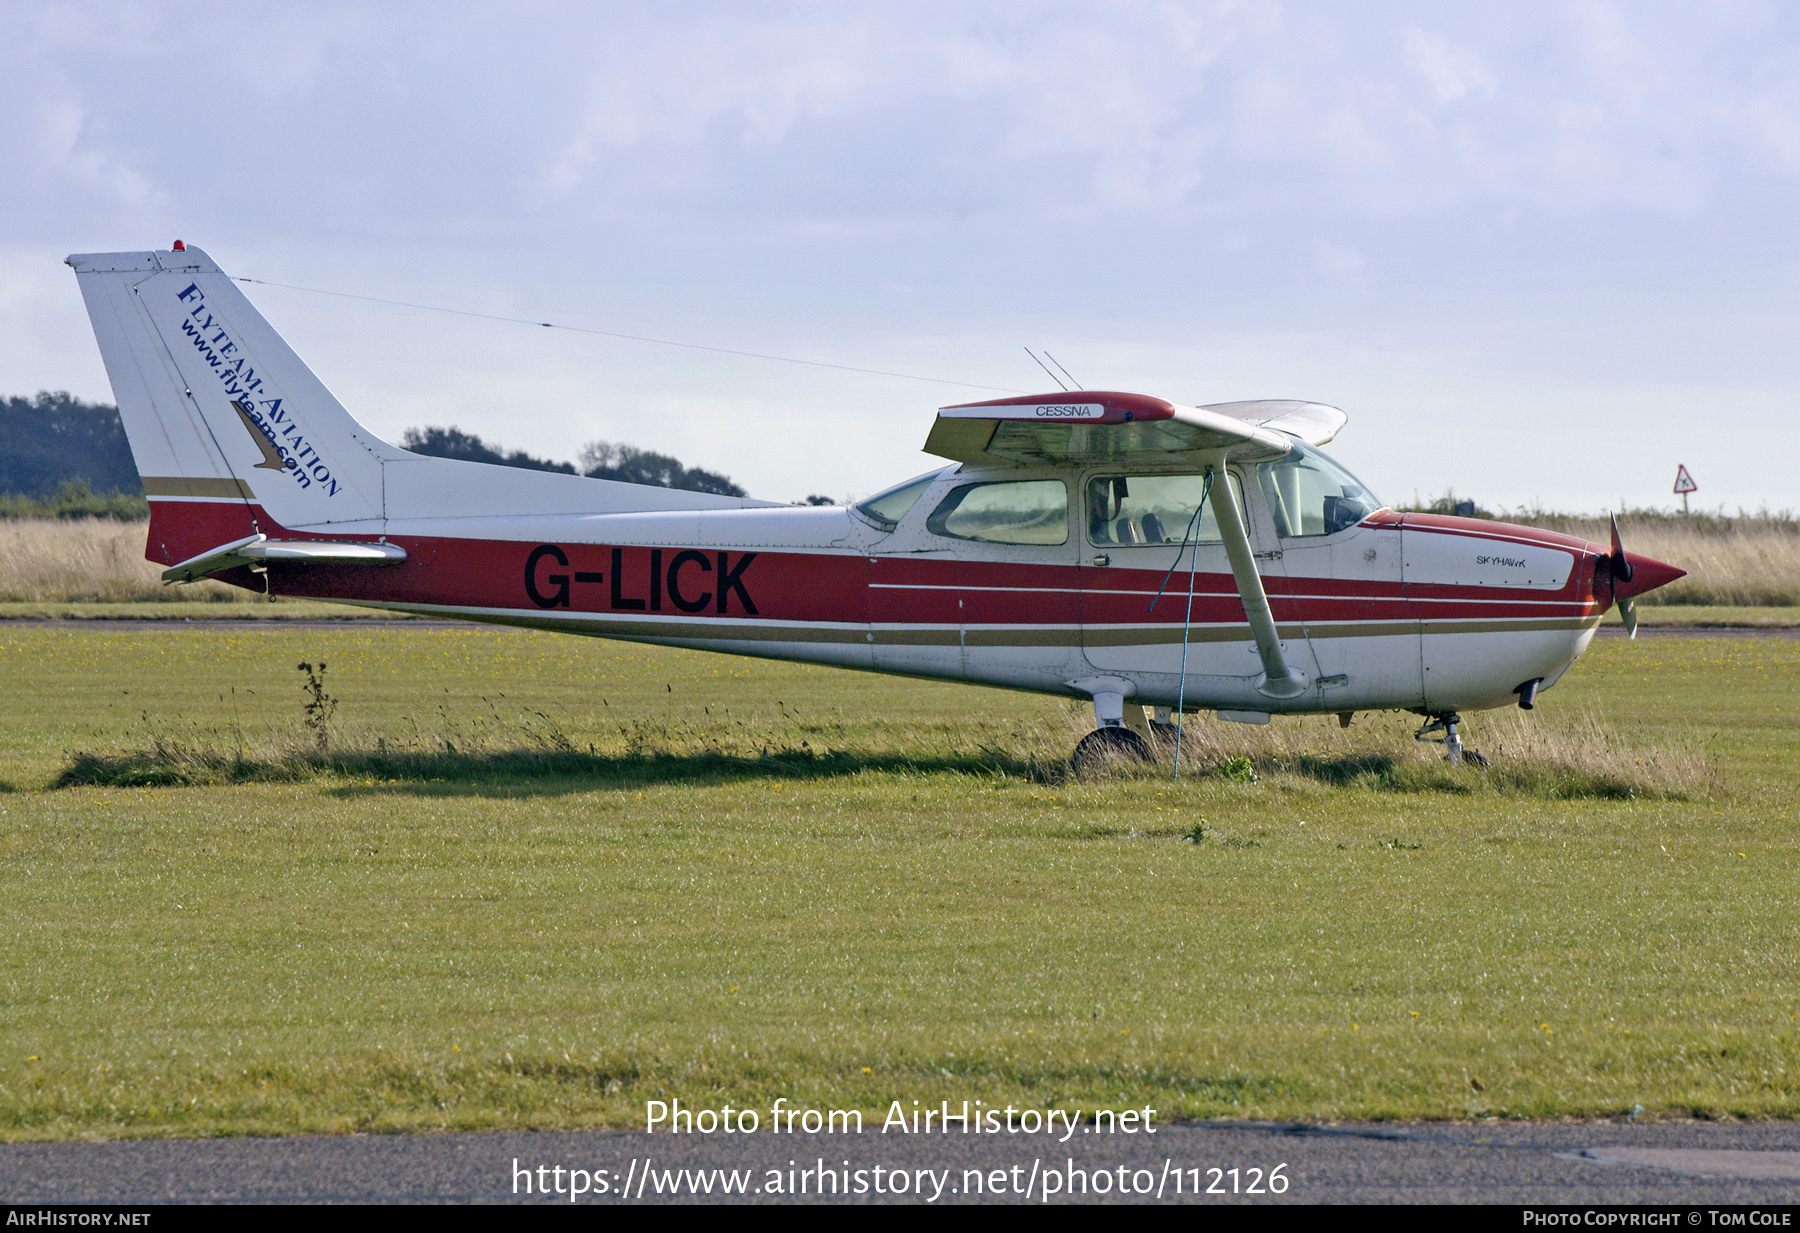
[68,243,1685,764]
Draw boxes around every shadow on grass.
[53,739,1688,800]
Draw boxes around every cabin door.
[1078,469,1251,681]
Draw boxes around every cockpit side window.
[1256,444,1381,538]
[1083,472,1242,546]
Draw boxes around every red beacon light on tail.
[171,240,185,251]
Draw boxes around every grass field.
[1,624,1796,1139]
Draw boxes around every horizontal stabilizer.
[163,534,407,584]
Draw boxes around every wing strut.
[1205,461,1308,700]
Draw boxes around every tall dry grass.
[1108,708,1720,800]
[3,510,1797,607]
[0,518,249,603]
[1507,511,1800,606]
[55,693,1719,802]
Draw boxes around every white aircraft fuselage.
[68,244,1684,734]
[147,454,1678,723]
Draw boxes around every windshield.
[1256,442,1382,538]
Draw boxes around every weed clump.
[298,662,336,753]
[1217,755,1258,783]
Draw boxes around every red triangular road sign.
[1673,465,1697,495]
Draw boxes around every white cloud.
[1400,25,1496,105]
[9,1,1800,512]
[31,95,167,210]
[0,23,167,221]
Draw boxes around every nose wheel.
[1415,713,1489,767]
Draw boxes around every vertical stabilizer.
[69,244,770,569]
[67,246,393,544]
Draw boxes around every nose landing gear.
[1414,713,1490,767]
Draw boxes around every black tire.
[1072,726,1154,772]
[1147,719,1182,750]
[1463,749,1491,768]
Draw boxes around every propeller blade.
[1601,513,1683,636]
[1608,512,1634,584]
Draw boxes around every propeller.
[1601,513,1686,639]
[1609,513,1638,638]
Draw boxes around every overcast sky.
[4,1,1798,512]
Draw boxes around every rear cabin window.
[854,471,940,530]
[926,480,1069,546]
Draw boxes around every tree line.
[0,392,143,506]
[0,393,764,516]
[397,426,746,497]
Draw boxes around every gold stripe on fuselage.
[378,604,1599,649]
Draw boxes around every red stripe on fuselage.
[144,500,1609,628]
[286,536,867,623]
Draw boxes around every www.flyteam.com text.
[646,1098,1156,1141]
[512,1157,1290,1201]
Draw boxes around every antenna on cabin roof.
[1023,347,1068,391]
[1043,352,1082,390]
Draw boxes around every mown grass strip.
[0,627,1792,1138]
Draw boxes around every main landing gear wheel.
[1147,719,1182,744]
[1072,726,1154,772]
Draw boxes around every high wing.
[925,389,1351,703]
[923,392,1346,468]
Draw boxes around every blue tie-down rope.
[1146,469,1215,780]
